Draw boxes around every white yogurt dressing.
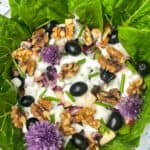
[23,20,141,139]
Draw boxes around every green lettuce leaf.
[0,15,29,150]
[9,0,69,31]
[118,26,150,63]
[126,0,150,30]
[102,0,146,25]
[68,0,103,29]
[0,78,25,149]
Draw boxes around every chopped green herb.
[43,96,60,102]
[125,60,137,74]
[95,101,113,109]
[89,72,100,79]
[99,119,110,134]
[39,88,47,98]
[76,58,86,66]
[12,58,25,78]
[65,91,76,102]
[94,50,101,59]
[77,24,85,38]
[120,73,126,93]
[49,114,55,123]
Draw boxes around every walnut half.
[127,78,143,96]
[59,62,79,80]
[60,111,75,136]
[11,106,26,128]
[31,98,52,120]
[95,88,121,106]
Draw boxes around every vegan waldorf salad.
[10,18,148,150]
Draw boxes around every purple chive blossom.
[25,121,64,150]
[117,95,142,120]
[41,45,59,65]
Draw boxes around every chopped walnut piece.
[98,55,118,73]
[38,98,52,110]
[91,28,101,41]
[73,107,100,129]
[31,103,50,120]
[98,25,112,48]
[11,106,26,128]
[83,26,93,46]
[12,47,37,76]
[52,19,75,40]
[18,61,28,72]
[65,19,74,40]
[31,99,52,120]
[88,140,99,150]
[109,88,121,100]
[52,26,66,39]
[12,48,32,62]
[106,46,124,64]
[31,28,49,51]
[26,59,36,76]
[60,111,75,136]
[127,78,143,96]
[59,62,79,80]
[95,88,121,105]
[52,27,61,39]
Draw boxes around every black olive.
[70,82,88,96]
[44,20,58,36]
[136,61,149,76]
[46,66,57,80]
[46,65,57,72]
[108,30,119,44]
[108,26,119,44]
[65,40,82,56]
[20,95,35,107]
[100,69,116,83]
[26,117,39,130]
[107,112,124,131]
[71,133,89,150]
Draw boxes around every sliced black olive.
[44,20,58,36]
[100,69,116,83]
[20,95,35,107]
[70,82,88,96]
[107,111,124,131]
[136,61,149,76]
[108,26,119,44]
[26,117,39,130]
[65,40,82,56]
[71,133,89,150]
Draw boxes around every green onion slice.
[120,73,126,93]
[65,91,76,102]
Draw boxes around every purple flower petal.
[117,95,142,120]
[25,121,64,150]
[41,45,60,65]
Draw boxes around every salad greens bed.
[0,0,150,149]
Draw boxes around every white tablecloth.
[0,0,150,149]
